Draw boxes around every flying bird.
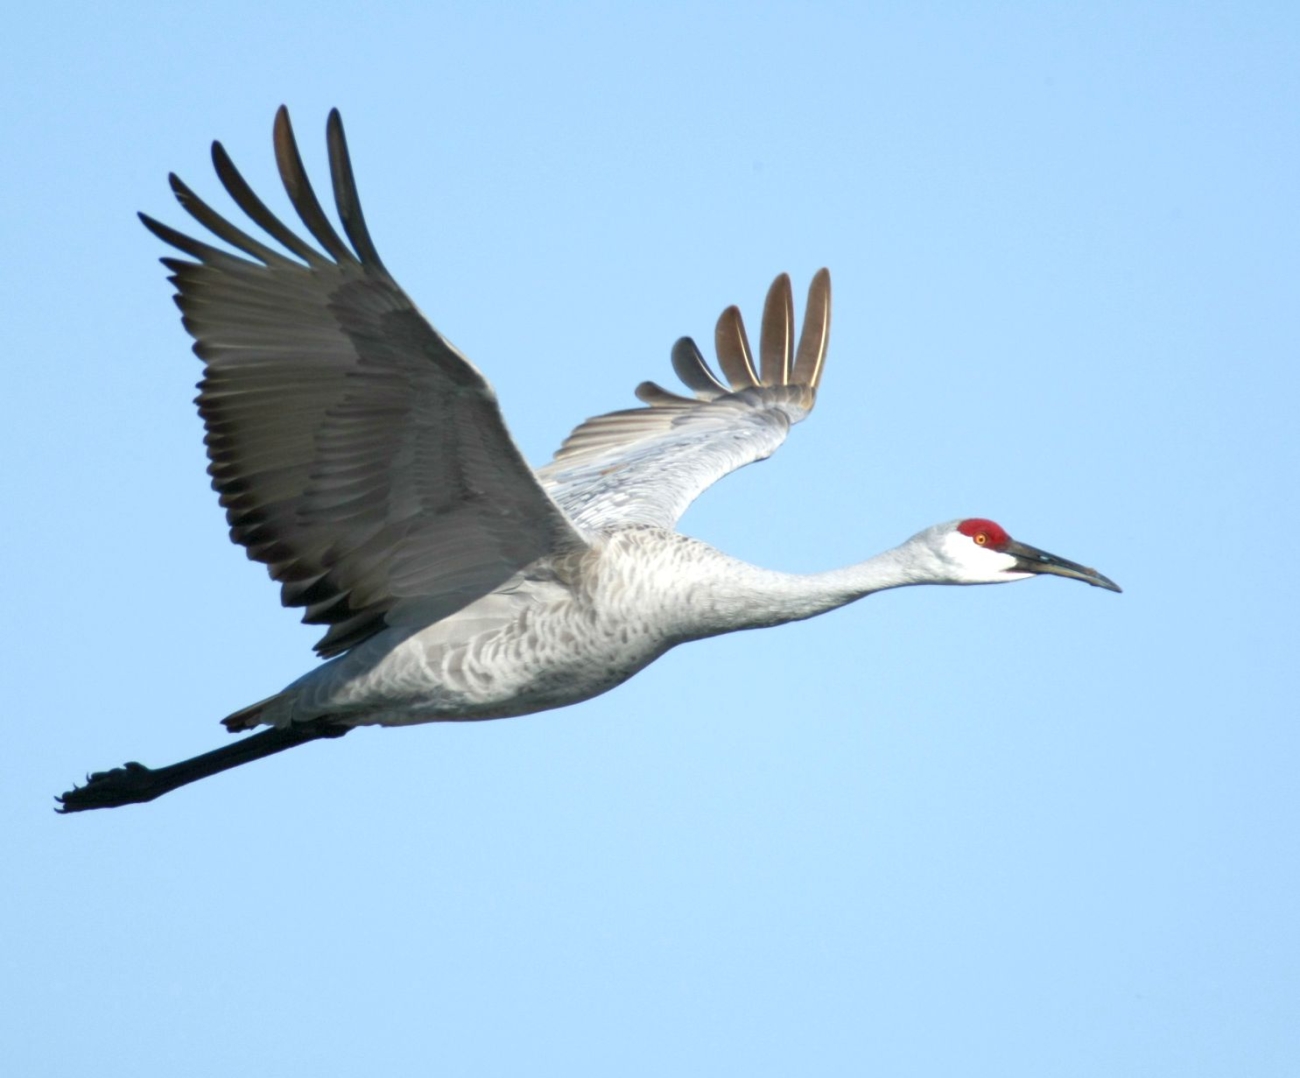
[57,108,1120,812]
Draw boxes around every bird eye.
[959,517,1010,550]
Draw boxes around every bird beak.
[1004,539,1122,593]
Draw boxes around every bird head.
[922,517,1121,592]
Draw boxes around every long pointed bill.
[1004,539,1122,593]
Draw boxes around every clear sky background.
[5,4,1297,1075]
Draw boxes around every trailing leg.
[56,723,350,813]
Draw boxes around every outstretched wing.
[142,107,585,658]
[536,270,832,531]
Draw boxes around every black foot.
[57,762,160,813]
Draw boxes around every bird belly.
[272,592,672,728]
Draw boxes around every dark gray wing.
[536,271,832,531]
[143,107,585,658]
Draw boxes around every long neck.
[679,542,933,635]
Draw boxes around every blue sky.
[5,3,1298,1075]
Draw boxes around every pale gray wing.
[142,107,586,658]
[536,271,831,531]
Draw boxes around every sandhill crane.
[57,108,1120,813]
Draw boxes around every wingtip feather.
[791,268,832,390]
[759,272,794,387]
[714,305,760,391]
[273,106,357,264]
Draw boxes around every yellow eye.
[974,533,988,545]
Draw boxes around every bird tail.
[221,693,284,732]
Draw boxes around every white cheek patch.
[939,530,1023,583]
